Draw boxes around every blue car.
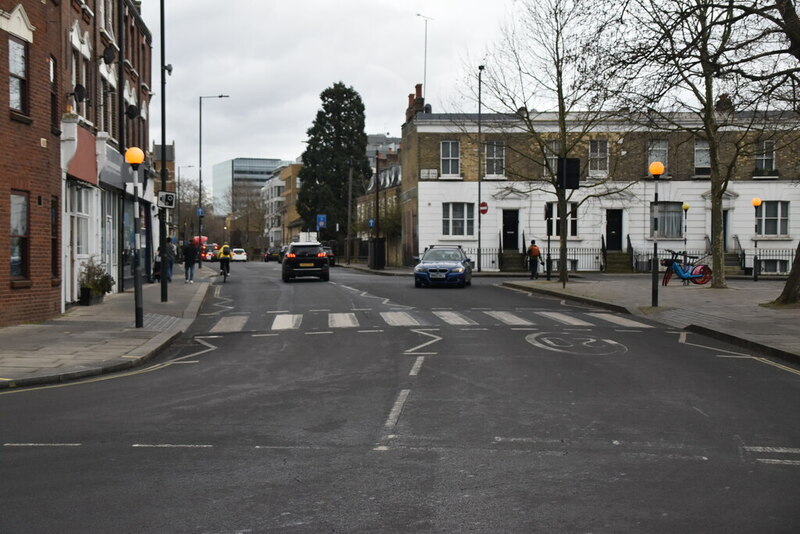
[413,246,473,288]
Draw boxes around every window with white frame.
[755,140,776,173]
[650,201,683,238]
[71,188,90,255]
[545,202,578,237]
[442,203,474,236]
[545,139,560,177]
[441,141,460,177]
[694,139,710,176]
[485,141,505,177]
[755,201,789,236]
[647,139,669,175]
[9,36,28,114]
[589,140,608,176]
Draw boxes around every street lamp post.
[682,202,690,265]
[752,197,762,281]
[198,94,229,267]
[649,161,664,307]
[416,13,433,98]
[125,147,145,328]
[159,0,169,303]
[477,64,484,272]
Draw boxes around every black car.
[263,247,282,262]
[413,245,473,288]
[282,242,330,282]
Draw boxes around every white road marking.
[405,330,443,354]
[305,331,332,335]
[409,356,425,376]
[358,329,383,333]
[309,309,330,312]
[756,459,800,466]
[380,311,420,327]
[537,311,593,326]
[383,389,411,430]
[329,313,359,328]
[586,312,653,328]
[433,310,476,325]
[484,311,533,326]
[744,446,800,454]
[252,333,279,337]
[266,310,290,314]
[271,314,302,330]
[209,315,248,333]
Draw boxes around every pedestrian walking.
[164,238,177,282]
[182,242,198,283]
[526,239,544,280]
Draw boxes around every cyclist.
[218,242,233,278]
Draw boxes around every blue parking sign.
[316,214,327,230]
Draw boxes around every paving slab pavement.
[0,265,215,390]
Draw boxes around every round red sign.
[479,202,488,214]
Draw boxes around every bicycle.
[660,249,712,286]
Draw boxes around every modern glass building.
[212,158,290,215]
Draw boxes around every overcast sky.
[139,0,516,188]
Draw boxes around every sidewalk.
[1,264,797,391]
[0,266,215,390]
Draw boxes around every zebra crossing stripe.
[271,314,303,330]
[329,313,359,328]
[585,312,653,328]
[433,310,477,326]
[380,311,420,326]
[484,311,533,326]
[210,315,249,333]
[536,311,593,326]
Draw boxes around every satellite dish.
[102,46,116,65]
[72,84,87,103]
[126,105,140,120]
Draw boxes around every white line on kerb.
[384,389,411,430]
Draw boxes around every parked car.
[323,246,336,266]
[413,245,473,288]
[263,247,281,262]
[231,248,248,261]
[282,242,329,282]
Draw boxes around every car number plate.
[430,272,446,279]
[300,262,314,267]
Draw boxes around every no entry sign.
[479,201,488,215]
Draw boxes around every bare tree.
[470,0,634,283]
[223,182,267,250]
[599,0,800,289]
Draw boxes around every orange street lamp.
[752,197,762,281]
[124,146,146,327]
[648,161,664,306]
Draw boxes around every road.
[2,261,799,533]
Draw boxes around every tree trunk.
[774,242,800,304]
[709,171,728,288]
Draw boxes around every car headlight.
[451,267,464,273]
[414,265,426,272]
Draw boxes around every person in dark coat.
[182,242,198,283]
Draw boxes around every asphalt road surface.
[2,261,799,533]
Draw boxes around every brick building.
[1,1,152,327]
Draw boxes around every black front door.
[606,209,623,250]
[502,210,519,250]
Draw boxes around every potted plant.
[79,256,115,305]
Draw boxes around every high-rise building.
[212,158,290,215]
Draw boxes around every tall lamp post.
[158,0,170,303]
[477,64,484,272]
[752,197,762,281]
[649,161,664,307]
[197,94,229,267]
[125,147,145,328]
[416,13,433,98]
